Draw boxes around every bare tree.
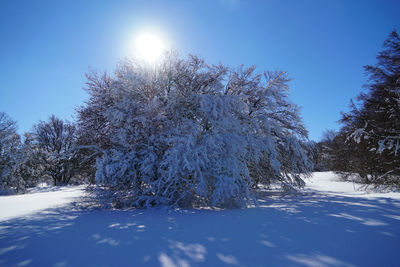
[32,115,80,185]
[0,112,23,193]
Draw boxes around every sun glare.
[134,32,166,63]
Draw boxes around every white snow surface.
[0,172,399,267]
[305,172,400,199]
[0,185,84,222]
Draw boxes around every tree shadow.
[0,190,399,266]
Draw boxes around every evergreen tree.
[341,30,400,186]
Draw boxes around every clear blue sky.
[1,0,399,141]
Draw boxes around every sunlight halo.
[134,32,166,63]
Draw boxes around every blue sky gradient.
[1,0,399,140]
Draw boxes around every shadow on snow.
[1,191,400,267]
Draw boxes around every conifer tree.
[341,30,400,186]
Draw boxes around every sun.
[134,32,166,63]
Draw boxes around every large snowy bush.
[79,54,312,208]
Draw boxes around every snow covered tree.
[13,133,45,188]
[340,30,400,186]
[75,71,116,183]
[31,115,82,185]
[80,53,313,208]
[0,112,24,194]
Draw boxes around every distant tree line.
[0,113,86,194]
[313,30,400,189]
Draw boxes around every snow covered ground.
[1,172,399,267]
[0,185,85,222]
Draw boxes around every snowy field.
[1,172,400,267]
